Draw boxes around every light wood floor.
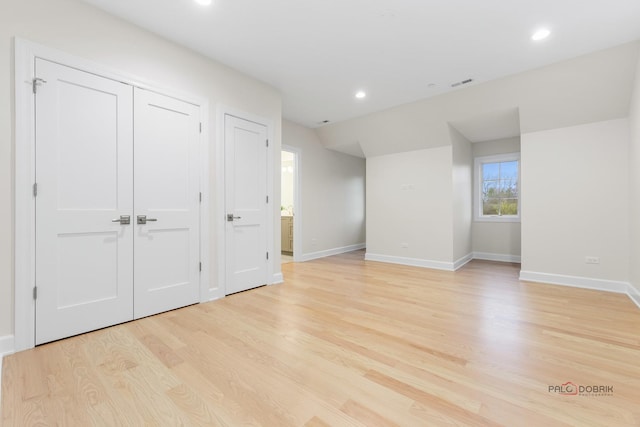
[3,251,640,426]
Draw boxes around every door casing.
[14,38,210,351]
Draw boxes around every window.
[474,153,520,222]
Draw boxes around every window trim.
[473,152,521,223]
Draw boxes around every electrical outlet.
[311,238,317,246]
[585,256,600,265]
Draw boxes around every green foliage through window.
[481,160,518,216]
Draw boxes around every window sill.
[474,216,520,223]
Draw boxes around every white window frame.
[474,153,521,223]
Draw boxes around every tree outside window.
[474,153,520,222]
[482,160,518,216]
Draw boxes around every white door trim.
[281,145,302,263]
[216,105,276,298]
[14,38,210,351]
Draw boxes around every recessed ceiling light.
[194,0,212,5]
[355,91,367,99]
[531,28,551,41]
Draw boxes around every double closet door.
[34,59,201,345]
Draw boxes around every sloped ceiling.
[449,108,520,144]
[80,0,640,129]
[318,41,640,158]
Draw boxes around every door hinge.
[199,262,202,272]
[32,77,47,94]
[33,286,38,300]
[33,183,38,197]
[266,195,269,204]
[266,139,269,147]
[199,122,202,133]
[199,192,202,203]
[266,252,269,260]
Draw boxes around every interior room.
[281,150,295,264]
[1,0,640,425]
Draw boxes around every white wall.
[281,120,365,256]
[0,0,282,338]
[629,52,640,301]
[472,137,522,259]
[450,127,473,262]
[521,119,630,283]
[366,147,454,266]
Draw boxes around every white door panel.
[225,116,268,295]
[35,58,134,345]
[134,89,201,318]
[35,60,203,344]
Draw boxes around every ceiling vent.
[451,78,474,88]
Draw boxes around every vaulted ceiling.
[316,41,639,157]
[81,0,640,130]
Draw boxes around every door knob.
[227,214,242,222]
[137,215,158,225]
[112,215,131,225]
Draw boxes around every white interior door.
[35,59,134,345]
[133,88,201,318]
[224,115,269,295]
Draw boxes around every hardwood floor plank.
[193,305,425,426]
[166,383,227,427]
[364,369,498,426]
[3,252,640,426]
[340,399,400,427]
[303,416,331,427]
[19,348,49,401]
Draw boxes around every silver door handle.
[137,215,158,225]
[227,214,242,222]
[112,215,131,225]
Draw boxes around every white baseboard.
[519,271,629,294]
[473,252,521,263]
[365,253,455,271]
[204,293,223,304]
[300,243,366,262]
[364,252,510,272]
[272,272,284,285]
[628,282,640,309]
[453,253,473,271]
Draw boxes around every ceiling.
[80,0,640,128]
[449,108,521,143]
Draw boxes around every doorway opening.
[281,147,300,264]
